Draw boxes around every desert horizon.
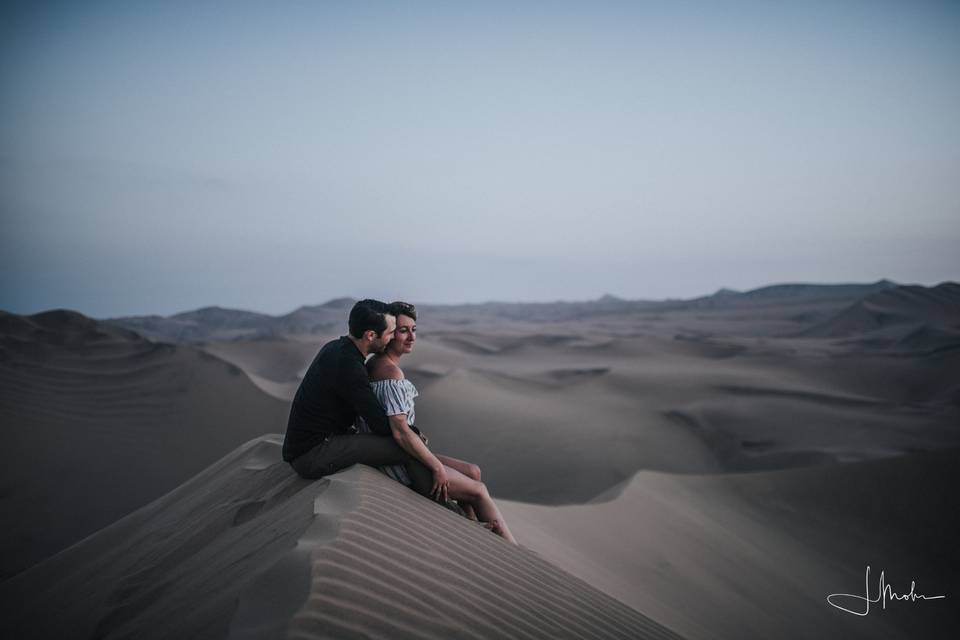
[4,276,935,322]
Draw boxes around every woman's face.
[389,313,416,356]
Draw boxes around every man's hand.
[431,464,449,503]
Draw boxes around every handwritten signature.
[827,565,946,616]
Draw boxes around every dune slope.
[500,447,960,640]
[0,310,289,579]
[0,436,681,640]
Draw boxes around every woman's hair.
[389,301,417,321]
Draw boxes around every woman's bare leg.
[436,455,481,480]
[458,502,478,521]
[453,500,478,521]
[436,455,480,520]
[443,466,517,545]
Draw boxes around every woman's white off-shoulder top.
[370,378,419,425]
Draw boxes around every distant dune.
[97,282,960,504]
[105,280,903,341]
[804,282,960,339]
[0,309,288,579]
[111,298,355,343]
[0,436,680,640]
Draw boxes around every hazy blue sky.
[2,1,958,317]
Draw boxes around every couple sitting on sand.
[282,299,517,544]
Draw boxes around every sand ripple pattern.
[288,465,682,640]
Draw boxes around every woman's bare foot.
[483,519,505,536]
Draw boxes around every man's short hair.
[389,301,417,322]
[348,299,392,338]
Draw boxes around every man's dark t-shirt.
[282,336,391,462]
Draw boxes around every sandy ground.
[0,436,678,640]
[0,310,289,579]
[189,288,959,504]
[2,282,957,637]
[500,447,959,639]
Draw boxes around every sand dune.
[0,310,289,579]
[410,331,958,501]
[0,436,681,640]
[3,282,957,636]
[106,281,901,342]
[699,280,898,307]
[500,447,960,640]
[111,298,355,343]
[805,282,960,338]
[140,284,960,505]
[109,306,275,342]
[200,336,333,400]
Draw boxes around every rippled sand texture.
[285,467,679,640]
[0,436,681,640]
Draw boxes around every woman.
[358,301,517,545]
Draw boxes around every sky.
[1,0,958,317]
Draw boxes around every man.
[282,299,434,498]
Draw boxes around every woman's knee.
[466,480,490,501]
[449,476,487,502]
[466,463,481,482]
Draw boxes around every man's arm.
[339,360,392,436]
[388,413,448,502]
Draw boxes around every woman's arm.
[388,413,448,501]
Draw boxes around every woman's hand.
[431,464,449,502]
